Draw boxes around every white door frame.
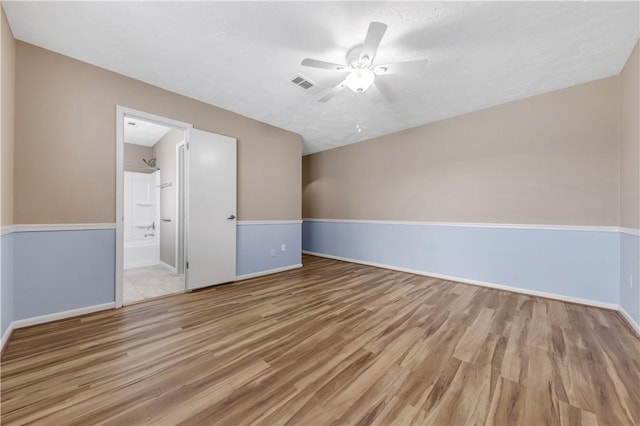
[175,140,186,275]
[115,106,193,308]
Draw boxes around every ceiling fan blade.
[319,80,347,102]
[302,58,348,72]
[374,59,429,75]
[360,22,387,65]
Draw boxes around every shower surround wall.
[124,171,160,269]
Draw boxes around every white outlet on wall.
[281,244,286,251]
[270,249,276,257]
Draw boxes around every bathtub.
[124,239,160,269]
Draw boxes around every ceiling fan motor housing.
[345,68,375,93]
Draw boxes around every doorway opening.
[116,106,238,308]
[116,107,192,306]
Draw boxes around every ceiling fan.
[301,21,417,102]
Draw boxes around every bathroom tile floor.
[124,264,185,304]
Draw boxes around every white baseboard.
[1,302,116,351]
[619,306,640,337]
[159,261,177,273]
[235,264,303,281]
[1,322,14,351]
[302,251,620,311]
[12,302,116,329]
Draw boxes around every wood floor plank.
[500,313,529,383]
[2,254,639,425]
[527,302,552,351]
[486,377,526,426]
[453,307,495,364]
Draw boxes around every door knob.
[227,214,236,220]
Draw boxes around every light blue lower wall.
[620,232,640,326]
[13,230,115,320]
[1,232,14,338]
[236,223,301,276]
[303,221,620,305]
[6,222,624,327]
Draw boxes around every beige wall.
[152,129,183,267]
[303,76,620,226]
[124,143,154,174]
[14,41,301,224]
[1,7,15,227]
[620,41,640,230]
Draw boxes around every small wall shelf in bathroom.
[135,224,154,228]
[135,201,152,206]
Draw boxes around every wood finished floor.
[2,255,639,425]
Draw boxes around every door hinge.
[186,261,189,269]
[186,142,189,150]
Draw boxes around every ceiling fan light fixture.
[300,21,390,102]
[344,69,375,93]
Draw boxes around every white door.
[186,129,237,290]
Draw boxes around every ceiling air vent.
[289,74,323,95]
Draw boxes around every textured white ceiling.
[4,2,638,155]
[123,117,172,147]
